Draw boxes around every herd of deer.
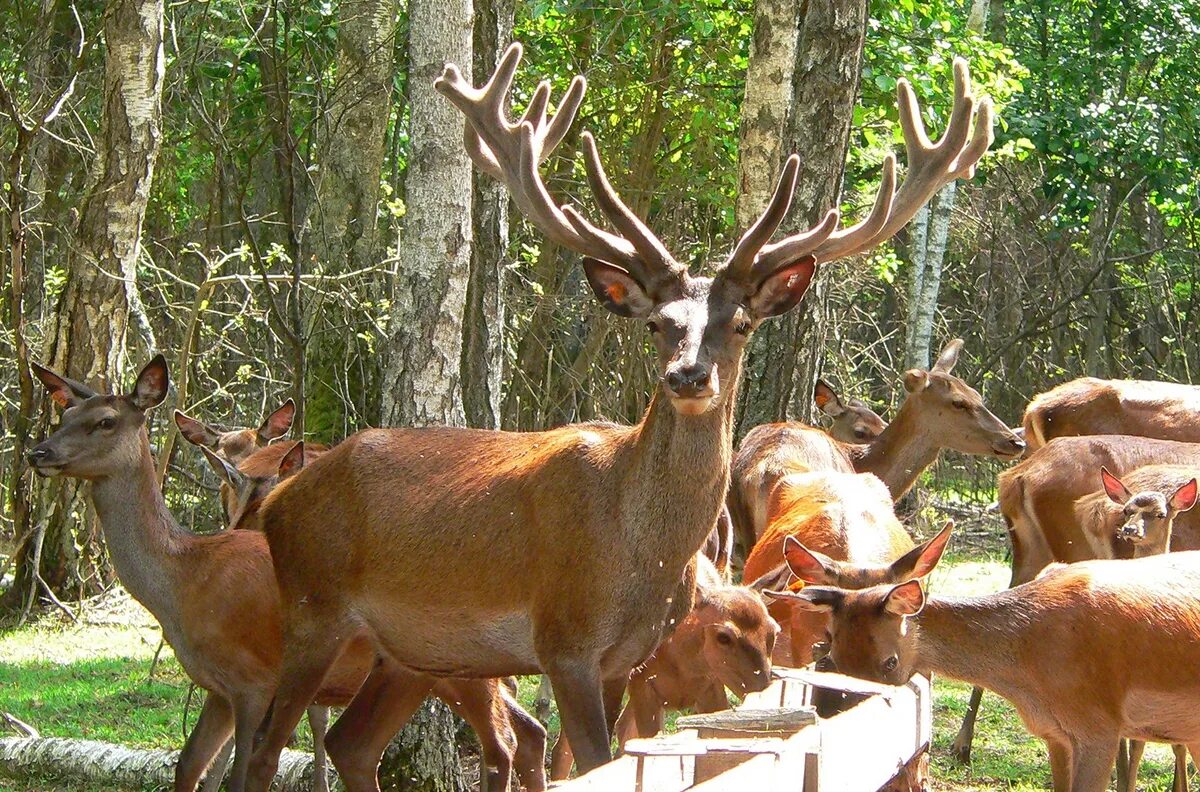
[20,41,1200,792]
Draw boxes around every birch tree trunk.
[462,0,514,429]
[737,0,867,433]
[6,0,164,606]
[376,0,472,785]
[902,0,988,369]
[381,0,473,428]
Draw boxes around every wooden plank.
[689,726,818,790]
[676,708,816,734]
[548,753,691,792]
[624,736,789,757]
[774,667,902,699]
[811,675,930,792]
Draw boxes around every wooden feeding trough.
[551,668,931,792]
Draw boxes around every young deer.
[549,555,778,780]
[175,400,296,465]
[742,470,951,665]
[1023,377,1200,453]
[28,358,546,792]
[729,339,1023,557]
[768,549,1200,792]
[814,379,887,444]
[243,44,995,791]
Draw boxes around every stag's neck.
[87,432,191,620]
[855,405,939,499]
[628,381,737,568]
[914,594,1024,694]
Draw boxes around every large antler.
[435,43,684,289]
[725,58,993,285]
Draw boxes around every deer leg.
[534,675,554,724]
[175,693,234,792]
[505,689,548,792]
[225,690,274,792]
[243,615,351,792]
[549,732,574,782]
[950,686,984,764]
[324,661,435,792]
[1070,739,1120,792]
[602,677,627,741]
[545,656,611,774]
[307,705,331,792]
[1173,744,1190,792]
[1117,739,1142,792]
[198,740,233,792]
[439,679,517,792]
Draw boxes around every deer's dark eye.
[854,428,868,440]
[716,631,733,646]
[734,319,752,335]
[952,400,970,411]
[646,321,660,335]
[883,655,899,673]
[96,417,116,431]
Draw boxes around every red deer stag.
[241,43,994,791]
[814,379,887,444]
[730,339,1023,557]
[768,550,1200,792]
[742,470,951,664]
[1023,377,1200,453]
[27,358,546,792]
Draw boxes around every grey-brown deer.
[175,399,296,465]
[242,42,994,792]
[814,379,887,443]
[27,358,547,792]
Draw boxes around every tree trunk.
[8,0,165,606]
[737,0,867,434]
[462,0,514,430]
[381,0,473,428]
[376,0,472,785]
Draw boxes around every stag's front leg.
[545,656,611,774]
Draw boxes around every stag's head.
[437,44,992,416]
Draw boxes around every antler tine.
[437,42,680,279]
[743,57,992,274]
[724,155,803,279]
[576,132,681,277]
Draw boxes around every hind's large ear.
[748,256,816,319]
[813,380,845,418]
[884,580,925,617]
[1100,467,1131,505]
[277,441,306,480]
[175,410,221,448]
[889,521,953,581]
[783,535,841,584]
[931,338,964,373]
[258,399,295,442]
[764,585,843,613]
[129,354,169,412]
[31,362,97,408]
[1171,479,1199,513]
[200,446,244,488]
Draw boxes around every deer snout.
[1119,519,1146,542]
[666,363,712,398]
[992,434,1026,459]
[27,444,58,475]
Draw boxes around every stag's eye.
[854,428,868,440]
[96,417,116,431]
[952,400,970,411]
[646,321,660,335]
[882,655,899,673]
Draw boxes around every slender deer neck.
[629,374,738,570]
[911,593,1025,695]
[87,431,192,621]
[853,400,939,499]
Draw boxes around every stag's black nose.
[27,447,51,465]
[666,364,711,397]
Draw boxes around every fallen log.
[0,736,327,790]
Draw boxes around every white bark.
[381,0,474,428]
[0,737,319,791]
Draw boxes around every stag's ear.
[31,362,97,408]
[258,399,295,443]
[884,580,926,617]
[813,380,845,417]
[932,338,964,373]
[890,521,953,581]
[1171,479,1199,513]
[783,535,840,584]
[175,410,221,448]
[201,446,244,488]
[129,354,169,412]
[582,258,655,318]
[278,441,306,480]
[748,256,816,318]
[1100,467,1131,505]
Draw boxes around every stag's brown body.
[1023,377,1200,453]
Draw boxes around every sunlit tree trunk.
[737,0,867,433]
[8,0,164,605]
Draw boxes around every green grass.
[0,530,1192,791]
